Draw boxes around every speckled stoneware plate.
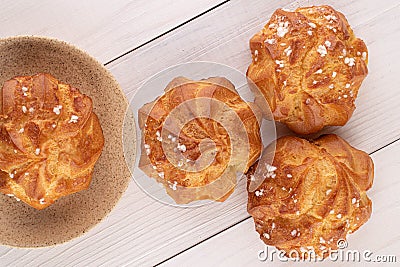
[0,36,134,248]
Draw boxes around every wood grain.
[0,0,399,266]
[0,0,224,63]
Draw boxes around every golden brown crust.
[138,77,262,204]
[246,134,374,259]
[0,73,104,210]
[247,5,368,134]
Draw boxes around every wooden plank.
[105,0,400,265]
[0,0,225,63]
[1,0,399,266]
[110,0,400,154]
[160,140,400,266]
[109,0,400,153]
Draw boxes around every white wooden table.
[1,0,399,266]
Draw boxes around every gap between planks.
[104,1,230,66]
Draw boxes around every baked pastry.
[247,5,368,134]
[138,77,262,204]
[0,73,104,210]
[247,134,373,259]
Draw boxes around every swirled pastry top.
[138,77,262,204]
[0,73,104,210]
[247,134,373,259]
[247,5,368,134]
